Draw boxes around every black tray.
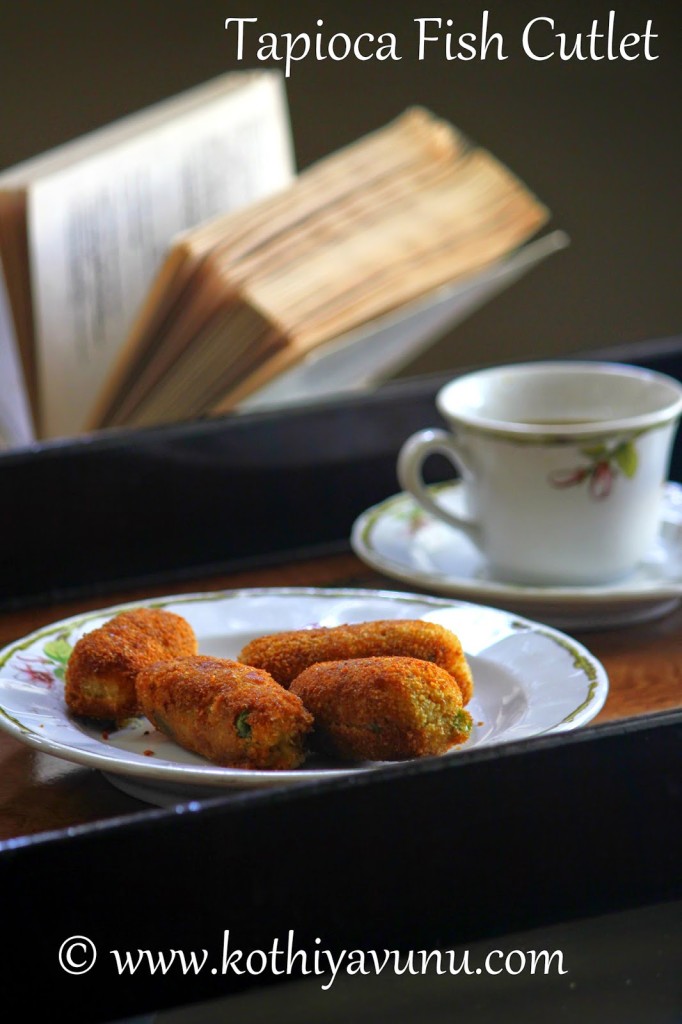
[2,337,682,1020]
[1,709,681,1022]
[2,335,682,610]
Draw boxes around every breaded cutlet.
[239,619,474,703]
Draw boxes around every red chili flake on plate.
[143,749,155,756]
[101,731,110,740]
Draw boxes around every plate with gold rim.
[0,587,608,806]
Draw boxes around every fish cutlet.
[137,655,313,769]
[239,619,474,704]
[290,655,473,761]
[107,608,197,656]
[64,607,197,722]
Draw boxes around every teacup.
[397,361,682,585]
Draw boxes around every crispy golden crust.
[290,655,473,761]
[106,608,197,657]
[137,655,314,770]
[239,619,474,704]
[64,608,197,722]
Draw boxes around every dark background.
[0,0,680,377]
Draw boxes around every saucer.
[351,481,682,630]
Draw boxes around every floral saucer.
[351,481,682,630]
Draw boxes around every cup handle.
[397,428,481,545]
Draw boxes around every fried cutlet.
[64,607,197,722]
[290,655,472,761]
[137,655,313,769]
[239,619,474,703]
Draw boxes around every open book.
[0,71,294,445]
[89,108,554,433]
[0,80,559,446]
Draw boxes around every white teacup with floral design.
[397,361,682,585]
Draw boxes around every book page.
[0,251,34,447]
[238,232,569,412]
[0,72,265,188]
[28,71,294,438]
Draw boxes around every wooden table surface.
[2,550,681,844]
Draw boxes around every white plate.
[0,587,607,806]
[351,482,682,630]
